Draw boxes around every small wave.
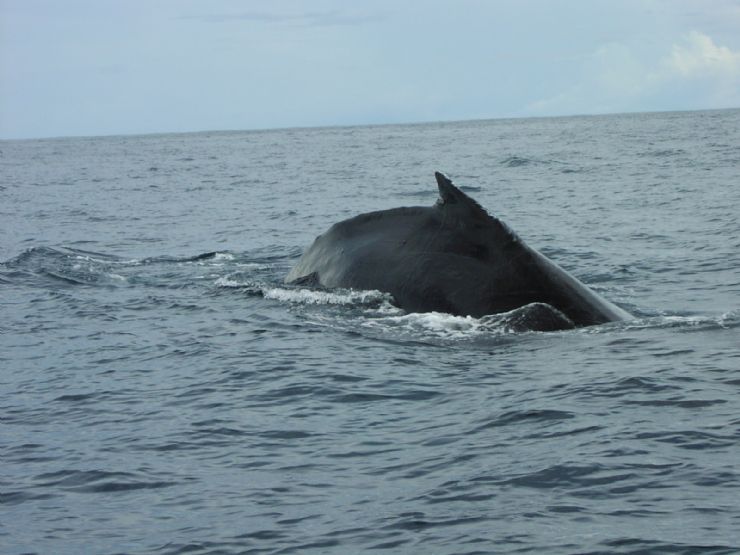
[501,155,533,167]
[53,392,99,403]
[399,186,482,196]
[33,469,177,494]
[235,262,272,270]
[633,430,736,450]
[500,155,569,169]
[3,246,136,268]
[397,190,433,198]
[572,308,740,336]
[1,491,56,506]
[471,409,574,433]
[606,311,740,332]
[639,148,687,158]
[142,251,236,264]
[0,246,141,287]
[1,246,283,291]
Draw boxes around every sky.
[1,0,740,139]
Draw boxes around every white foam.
[719,309,740,328]
[212,279,392,307]
[371,301,405,316]
[213,252,234,261]
[74,254,141,265]
[662,315,709,326]
[195,252,238,266]
[363,310,516,339]
[214,276,243,287]
[262,287,392,306]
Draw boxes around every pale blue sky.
[1,0,739,139]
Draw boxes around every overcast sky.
[1,0,739,139]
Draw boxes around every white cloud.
[526,31,740,116]
[667,30,740,78]
[661,31,740,107]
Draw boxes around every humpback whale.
[286,172,631,330]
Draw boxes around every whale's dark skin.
[286,172,631,329]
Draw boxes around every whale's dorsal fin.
[435,171,463,204]
[434,172,487,215]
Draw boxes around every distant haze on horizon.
[2,0,740,140]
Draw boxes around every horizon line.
[1,105,738,143]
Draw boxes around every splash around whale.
[286,172,631,331]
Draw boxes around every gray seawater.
[2,110,740,555]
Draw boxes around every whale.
[286,172,631,330]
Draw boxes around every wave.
[501,155,534,167]
[578,310,740,334]
[499,154,587,174]
[215,271,739,340]
[1,246,255,268]
[6,246,736,341]
[0,245,282,290]
[31,469,177,495]
[216,276,582,338]
[1,246,135,287]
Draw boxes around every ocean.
[1,109,739,554]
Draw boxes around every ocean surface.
[2,109,739,555]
